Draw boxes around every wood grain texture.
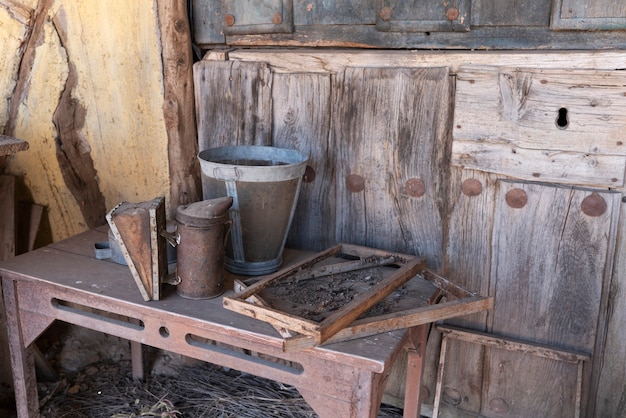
[193,60,273,152]
[157,0,201,213]
[590,191,626,418]
[422,168,498,413]
[488,180,620,417]
[552,0,626,30]
[222,25,626,50]
[228,49,626,75]
[473,0,550,26]
[333,66,452,268]
[452,66,626,188]
[271,72,335,250]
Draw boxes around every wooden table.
[1,227,429,418]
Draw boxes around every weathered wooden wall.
[192,0,626,49]
[194,50,626,418]
[2,1,626,417]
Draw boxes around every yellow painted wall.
[2,0,171,242]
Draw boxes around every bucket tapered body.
[198,146,308,276]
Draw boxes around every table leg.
[2,277,39,417]
[298,368,386,418]
[403,325,428,418]
[130,341,144,380]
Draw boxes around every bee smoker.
[172,196,233,299]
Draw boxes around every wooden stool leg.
[2,278,39,417]
[403,325,428,418]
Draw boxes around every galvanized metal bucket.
[198,146,308,276]
[174,196,233,299]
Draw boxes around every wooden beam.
[0,175,15,261]
[156,0,201,214]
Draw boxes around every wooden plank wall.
[271,72,334,250]
[332,66,450,263]
[194,51,626,418]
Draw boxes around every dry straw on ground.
[33,360,404,418]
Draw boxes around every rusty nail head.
[224,14,235,26]
[272,12,283,25]
[405,178,426,198]
[461,179,482,197]
[505,188,527,209]
[380,6,393,21]
[303,165,316,183]
[346,174,365,193]
[581,193,607,217]
[489,398,509,413]
[446,7,459,21]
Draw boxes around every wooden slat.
[592,190,626,417]
[452,66,626,188]
[193,60,273,153]
[421,168,496,413]
[316,257,426,344]
[271,72,335,251]
[227,244,341,301]
[227,49,626,74]
[422,270,475,299]
[438,325,590,363]
[486,180,620,417]
[491,181,619,350]
[223,296,321,337]
[333,66,452,266]
[284,295,493,352]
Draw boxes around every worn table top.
[0,226,410,371]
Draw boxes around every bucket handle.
[160,227,180,247]
[223,219,233,248]
[213,166,242,181]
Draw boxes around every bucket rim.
[198,145,308,166]
[198,145,308,182]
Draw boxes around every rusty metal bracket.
[221,0,294,35]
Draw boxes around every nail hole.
[159,327,170,338]
[556,107,569,129]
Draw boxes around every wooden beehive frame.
[224,243,494,351]
[433,325,590,418]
